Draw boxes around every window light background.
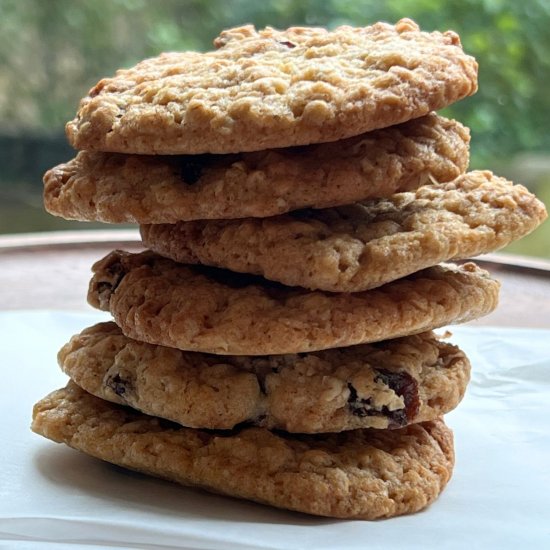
[1,0,548,258]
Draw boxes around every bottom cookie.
[32,382,454,519]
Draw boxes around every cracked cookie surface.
[46,114,469,223]
[88,250,499,355]
[66,19,477,154]
[32,382,454,519]
[59,322,470,432]
[142,171,547,291]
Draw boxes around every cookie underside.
[32,382,454,520]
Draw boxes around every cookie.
[142,171,547,292]
[66,20,477,154]
[88,250,499,355]
[45,114,469,223]
[32,382,454,519]
[60,322,470,432]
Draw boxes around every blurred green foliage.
[3,0,550,167]
[0,0,548,256]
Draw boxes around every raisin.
[174,153,241,184]
[178,155,209,184]
[106,373,131,397]
[278,40,296,48]
[347,370,419,428]
[375,369,420,427]
[347,384,373,417]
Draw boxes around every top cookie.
[66,19,477,154]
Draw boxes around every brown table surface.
[1,229,549,328]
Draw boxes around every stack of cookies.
[33,19,547,519]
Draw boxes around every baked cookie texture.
[45,114,469,223]
[87,250,499,355]
[60,322,470,432]
[141,171,548,292]
[66,19,477,154]
[32,382,454,519]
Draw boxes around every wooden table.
[1,230,549,328]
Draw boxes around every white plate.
[1,311,549,549]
